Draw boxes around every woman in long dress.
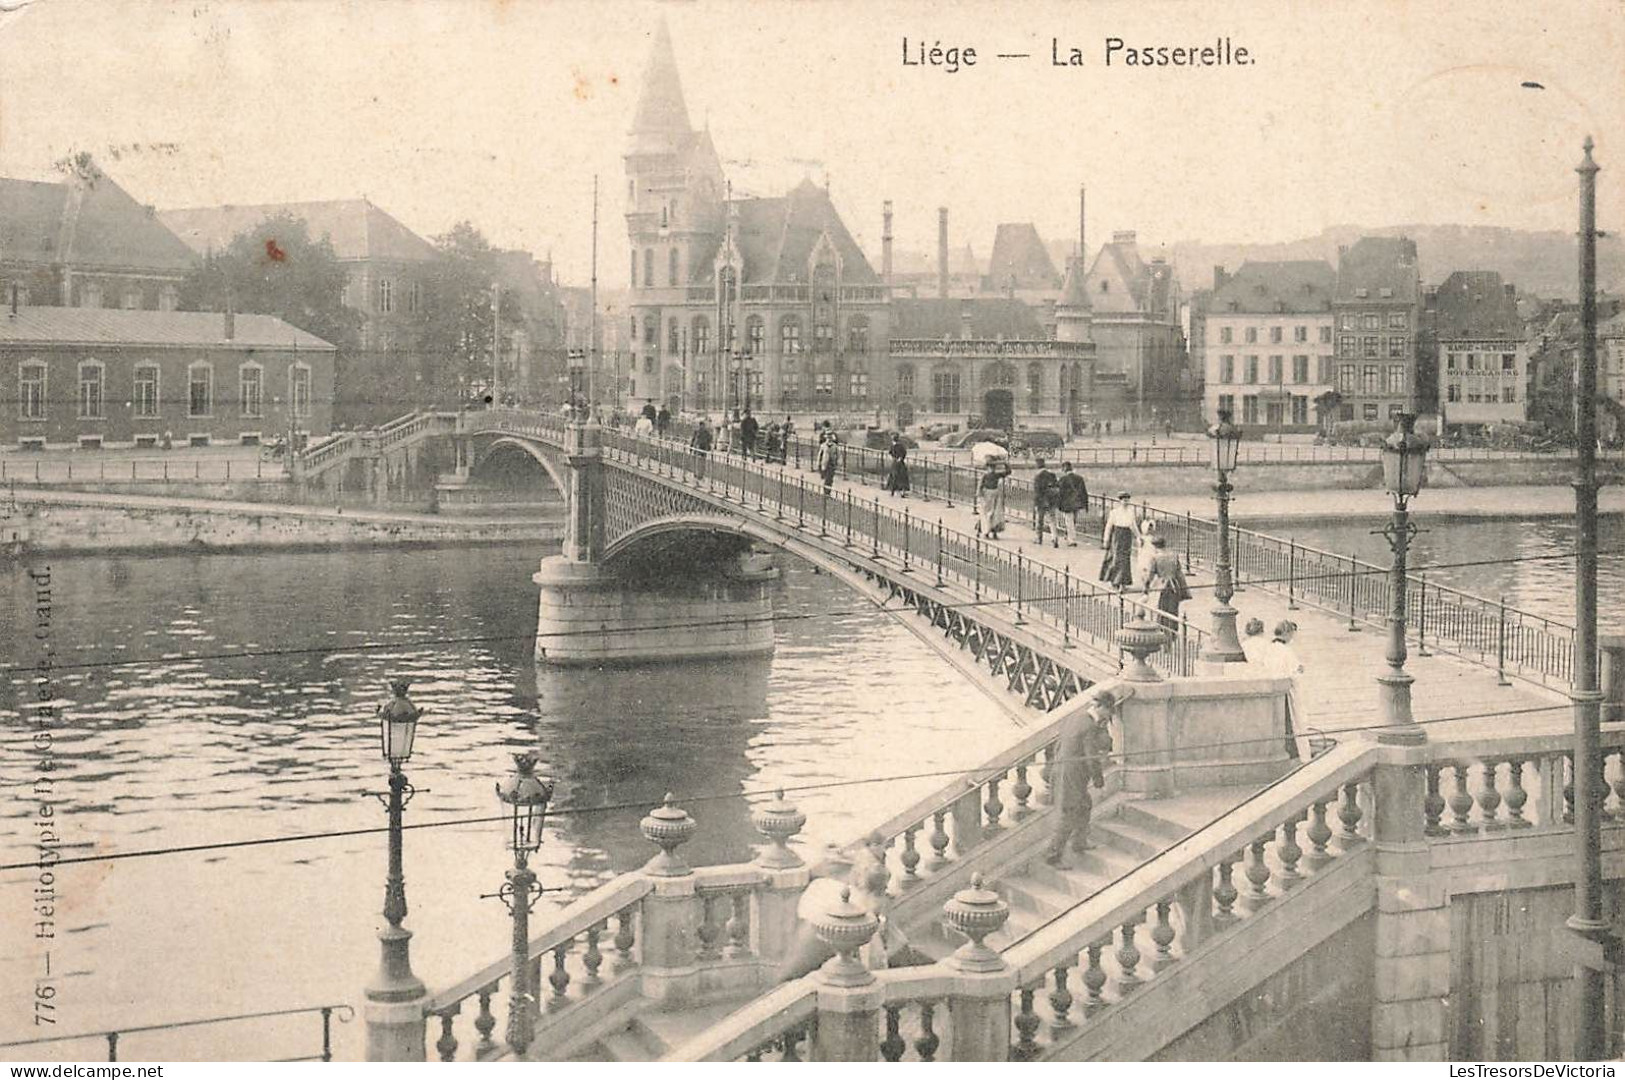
[1134,518,1162,588]
[1100,492,1139,589]
[885,433,911,498]
[1141,534,1190,631]
[977,460,1008,539]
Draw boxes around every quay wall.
[2,494,560,555]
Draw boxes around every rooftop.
[981,223,1061,293]
[1433,270,1521,340]
[1335,236,1420,305]
[0,169,196,274]
[1211,260,1336,315]
[159,199,436,264]
[891,296,1049,340]
[0,306,335,350]
[692,179,878,286]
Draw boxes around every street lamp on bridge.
[1200,410,1247,663]
[1374,412,1428,745]
[492,751,554,1058]
[363,680,428,1061]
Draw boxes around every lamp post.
[1200,410,1247,663]
[493,751,554,1058]
[363,680,428,1061]
[1374,412,1428,744]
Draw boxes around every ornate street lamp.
[1200,410,1247,663]
[363,680,427,1061]
[492,751,554,1057]
[1375,412,1428,744]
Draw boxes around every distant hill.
[1160,224,1623,301]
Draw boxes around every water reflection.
[0,542,1021,1057]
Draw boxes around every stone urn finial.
[943,873,1009,972]
[752,789,807,869]
[1116,618,1168,683]
[640,793,697,877]
[813,886,880,987]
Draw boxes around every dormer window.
[1355,288,1369,299]
[1380,287,1393,299]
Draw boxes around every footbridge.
[346,409,1625,1063]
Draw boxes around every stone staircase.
[568,1000,759,1062]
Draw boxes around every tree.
[179,213,362,354]
[1313,390,1342,435]
[411,221,523,403]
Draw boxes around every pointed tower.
[625,18,725,409]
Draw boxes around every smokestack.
[882,200,894,288]
[9,282,18,318]
[937,207,949,299]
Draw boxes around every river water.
[1,512,1617,1061]
[0,544,1023,1060]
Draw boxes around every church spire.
[629,19,692,151]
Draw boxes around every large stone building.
[1081,230,1185,424]
[625,23,889,419]
[160,199,436,354]
[0,162,197,312]
[1,305,334,449]
[1331,236,1422,423]
[1202,260,1337,432]
[1431,270,1528,432]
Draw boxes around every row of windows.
[16,361,310,422]
[634,314,874,356]
[632,248,685,289]
[1445,384,1517,404]
[1338,403,1409,422]
[1335,364,1410,396]
[1215,393,1313,427]
[1338,311,1409,331]
[1445,352,1518,372]
[367,278,421,315]
[1216,355,1333,386]
[1215,324,1331,345]
[1337,335,1410,359]
[72,282,180,311]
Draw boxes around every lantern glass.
[496,752,554,856]
[1382,413,1428,498]
[377,680,420,766]
[1209,411,1242,473]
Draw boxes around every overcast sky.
[2,0,1622,283]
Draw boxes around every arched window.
[847,315,870,354]
[290,363,312,420]
[643,249,654,289]
[630,250,637,288]
[692,316,710,356]
[377,278,393,313]
[1027,362,1043,413]
[239,363,263,418]
[983,362,1015,388]
[668,248,679,287]
[18,361,46,420]
[745,315,765,355]
[895,363,916,399]
[77,360,105,420]
[780,316,802,356]
[931,364,962,414]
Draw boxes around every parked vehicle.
[944,427,1008,449]
[1011,429,1065,453]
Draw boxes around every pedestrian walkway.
[772,452,1573,744]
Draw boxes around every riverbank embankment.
[0,488,562,556]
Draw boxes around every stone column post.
[810,887,881,1061]
[1600,634,1625,723]
[1370,745,1449,1061]
[751,791,810,965]
[635,795,703,1005]
[564,419,606,564]
[943,875,1014,1061]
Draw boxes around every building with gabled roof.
[1081,230,1187,424]
[1431,270,1528,430]
[1202,260,1337,432]
[0,161,196,313]
[1330,236,1422,424]
[624,21,888,419]
[980,223,1062,298]
[0,302,335,449]
[159,198,435,354]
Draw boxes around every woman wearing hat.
[1099,491,1140,589]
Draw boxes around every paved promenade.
[776,456,1575,746]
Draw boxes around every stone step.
[1090,818,1171,861]
[1001,876,1076,920]
[598,1020,667,1062]
[637,1000,757,1058]
[1116,799,1200,842]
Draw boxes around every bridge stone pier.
[531,419,777,666]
